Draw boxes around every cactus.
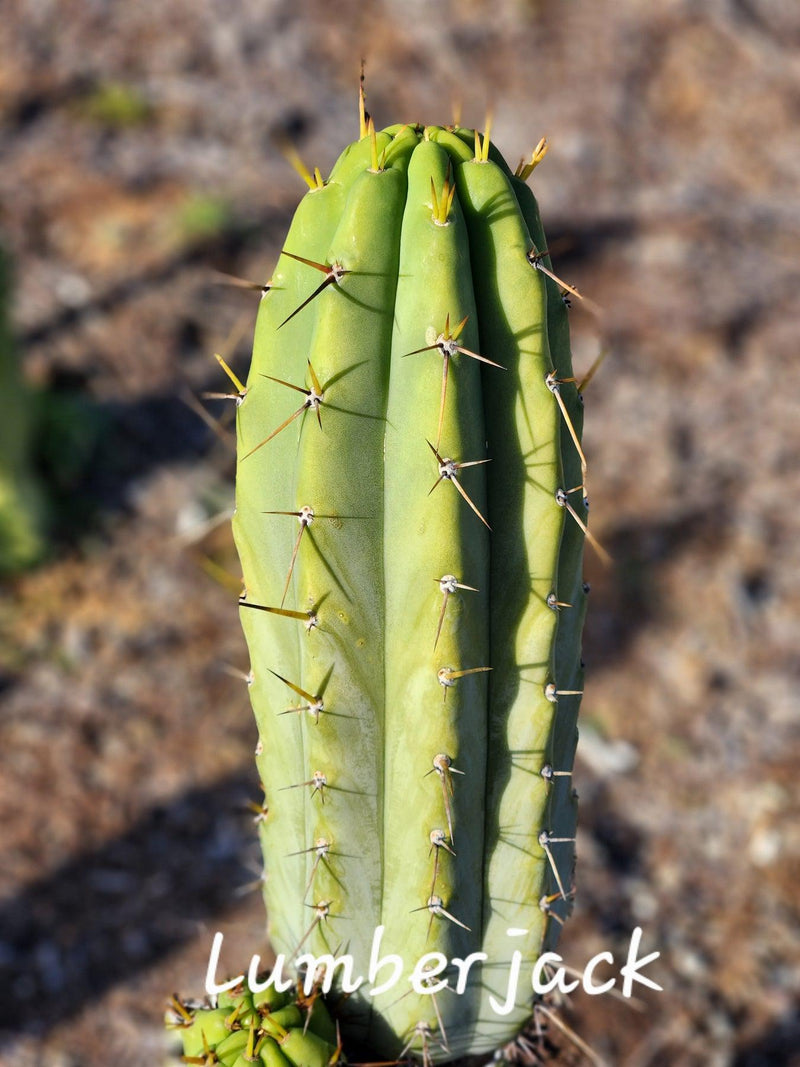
[167,978,341,1067]
[0,245,46,574]
[180,107,590,1065]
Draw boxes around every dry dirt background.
[1,1,799,1065]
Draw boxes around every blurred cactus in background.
[0,244,46,574]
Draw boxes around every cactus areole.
[231,120,588,1064]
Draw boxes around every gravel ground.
[1,2,799,1065]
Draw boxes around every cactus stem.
[215,120,592,1059]
[278,253,349,328]
[426,441,491,530]
[239,601,320,632]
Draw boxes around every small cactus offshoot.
[166,978,340,1067]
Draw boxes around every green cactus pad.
[230,121,587,1062]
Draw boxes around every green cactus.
[166,979,340,1067]
[0,245,46,574]
[181,108,590,1065]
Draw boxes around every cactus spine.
[194,116,588,1065]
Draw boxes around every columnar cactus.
[189,110,590,1065]
[0,245,45,573]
